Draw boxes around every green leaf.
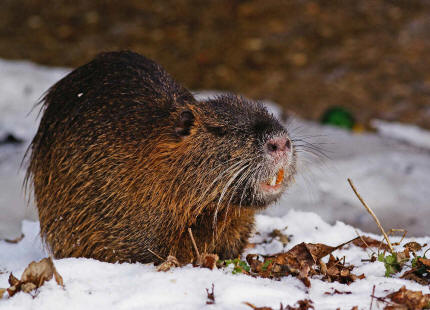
[411,257,418,268]
[378,253,402,277]
[238,260,250,272]
[261,259,272,271]
[224,259,250,274]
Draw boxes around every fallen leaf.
[324,289,352,295]
[206,283,215,305]
[291,242,336,264]
[0,288,5,299]
[8,273,19,286]
[244,302,274,310]
[403,242,423,253]
[245,238,362,287]
[352,236,390,251]
[244,300,314,310]
[6,257,63,297]
[157,255,180,272]
[4,234,25,244]
[197,253,219,270]
[244,243,257,249]
[385,286,430,310]
[268,229,290,246]
[396,249,410,263]
[418,257,430,267]
[400,269,429,286]
[400,256,430,285]
[322,254,364,285]
[20,257,63,287]
[285,299,314,310]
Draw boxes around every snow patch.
[0,212,429,309]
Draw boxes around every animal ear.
[175,110,195,137]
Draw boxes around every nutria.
[26,51,296,264]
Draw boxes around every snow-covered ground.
[0,59,429,309]
[1,211,430,309]
[0,59,68,239]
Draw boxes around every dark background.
[1,0,430,128]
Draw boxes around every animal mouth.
[260,168,284,192]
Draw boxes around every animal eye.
[175,110,194,137]
[253,120,271,134]
[206,125,227,137]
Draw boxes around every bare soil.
[1,0,430,128]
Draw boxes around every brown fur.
[26,51,296,264]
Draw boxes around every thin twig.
[147,248,165,261]
[347,178,394,253]
[188,227,200,258]
[387,229,408,246]
[370,285,375,310]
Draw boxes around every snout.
[264,135,291,161]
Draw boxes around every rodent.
[26,51,296,264]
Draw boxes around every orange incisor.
[276,169,284,185]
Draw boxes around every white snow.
[372,119,430,150]
[0,59,429,309]
[0,212,429,309]
[0,59,68,239]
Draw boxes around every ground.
[1,0,430,129]
[0,211,429,309]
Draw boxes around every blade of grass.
[347,178,394,253]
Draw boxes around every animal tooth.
[276,169,284,185]
[270,175,276,186]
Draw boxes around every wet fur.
[26,51,296,264]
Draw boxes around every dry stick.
[188,227,200,258]
[354,228,373,259]
[354,229,383,261]
[147,248,165,261]
[347,178,394,253]
[370,285,375,310]
[334,236,361,251]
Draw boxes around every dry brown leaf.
[352,236,390,251]
[246,239,362,287]
[8,273,19,286]
[403,242,424,253]
[244,243,257,249]
[205,284,215,305]
[244,302,274,310]
[400,256,430,286]
[418,257,430,268]
[396,248,410,263]
[268,229,290,246]
[324,289,352,295]
[322,254,364,285]
[383,306,408,310]
[384,286,430,310]
[157,255,180,272]
[0,288,5,299]
[304,243,339,263]
[6,257,63,297]
[285,299,314,310]
[400,270,429,286]
[4,234,25,244]
[20,257,64,287]
[197,253,219,270]
[244,299,314,310]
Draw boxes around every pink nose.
[265,137,291,158]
